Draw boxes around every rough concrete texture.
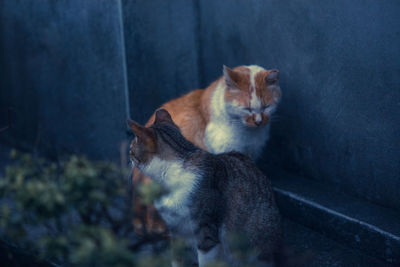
[0,0,129,160]
[271,171,400,264]
[197,0,400,211]
[0,1,399,210]
[282,219,395,267]
[122,0,201,124]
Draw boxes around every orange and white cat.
[133,65,281,233]
[145,65,281,159]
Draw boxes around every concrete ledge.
[271,171,400,264]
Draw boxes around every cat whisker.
[270,114,284,123]
[270,118,281,122]
[271,114,282,119]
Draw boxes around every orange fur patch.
[230,66,251,91]
[146,85,214,150]
[254,69,280,106]
[244,113,270,127]
[224,67,252,106]
[225,68,280,109]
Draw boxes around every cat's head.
[223,65,281,128]
[127,109,198,173]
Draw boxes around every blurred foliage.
[0,150,264,266]
[0,150,169,266]
[224,232,258,267]
[137,181,165,206]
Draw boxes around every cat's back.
[199,151,275,211]
[217,152,272,192]
[214,152,281,260]
[146,87,215,150]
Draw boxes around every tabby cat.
[134,65,282,233]
[128,109,282,266]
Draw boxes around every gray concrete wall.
[0,1,398,210]
[198,0,400,210]
[0,0,129,160]
[122,0,201,124]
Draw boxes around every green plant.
[0,150,263,266]
[0,150,168,266]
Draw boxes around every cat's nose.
[254,114,262,126]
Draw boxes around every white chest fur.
[143,158,199,235]
[204,82,270,159]
[205,122,269,159]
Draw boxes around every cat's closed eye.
[244,107,253,112]
[262,105,271,111]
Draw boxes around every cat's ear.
[154,109,173,124]
[127,119,156,142]
[127,119,143,136]
[265,69,279,85]
[223,65,241,89]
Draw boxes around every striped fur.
[128,110,282,266]
[132,64,281,236]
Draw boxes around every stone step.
[272,170,400,265]
[282,218,394,266]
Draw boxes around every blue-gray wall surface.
[196,0,400,211]
[0,1,399,211]
[122,0,201,124]
[0,0,128,160]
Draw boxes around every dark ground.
[282,219,393,267]
[0,218,392,267]
[0,144,394,266]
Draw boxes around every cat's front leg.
[196,225,222,267]
[197,244,222,267]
